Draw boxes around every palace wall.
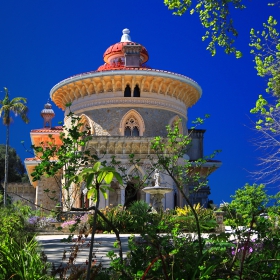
[7,183,36,209]
[36,176,61,213]
[84,107,187,136]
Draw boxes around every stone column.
[146,193,151,205]
[117,189,121,205]
[121,189,125,205]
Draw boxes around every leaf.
[100,187,108,199]
[80,168,95,175]
[87,188,96,199]
[104,172,114,184]
[99,166,115,172]
[75,174,83,183]
[86,173,94,188]
[113,172,123,185]
[92,162,101,172]
[97,172,105,184]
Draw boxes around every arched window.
[169,115,183,134]
[120,109,145,136]
[125,127,131,136]
[133,85,140,97]
[79,114,95,135]
[124,117,140,137]
[124,84,131,97]
[132,127,139,136]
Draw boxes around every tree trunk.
[3,124,9,206]
[86,186,100,280]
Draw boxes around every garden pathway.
[37,234,133,269]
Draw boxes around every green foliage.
[249,17,280,180]
[250,14,280,127]
[249,94,280,183]
[97,203,152,233]
[30,109,125,280]
[107,183,280,279]
[164,0,245,57]
[109,218,226,279]
[77,163,123,202]
[173,203,217,232]
[28,115,280,279]
[220,184,280,279]
[0,87,29,126]
[0,203,54,280]
[0,144,26,183]
[226,183,269,227]
[31,109,123,211]
[0,202,33,243]
[250,16,280,97]
[96,203,216,234]
[246,11,280,184]
[0,237,53,280]
[0,87,29,205]
[151,118,219,256]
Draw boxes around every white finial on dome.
[121,28,131,42]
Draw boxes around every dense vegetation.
[0,200,55,280]
[0,2,279,279]
[0,144,27,184]
[50,186,280,279]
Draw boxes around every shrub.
[0,236,54,280]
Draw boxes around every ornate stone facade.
[83,107,186,137]
[25,29,221,212]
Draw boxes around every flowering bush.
[107,185,280,279]
[95,202,217,234]
[0,204,55,280]
[27,216,57,228]
[61,214,90,233]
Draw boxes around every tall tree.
[164,1,280,184]
[249,15,280,184]
[0,87,29,206]
[0,145,27,185]
[164,0,245,57]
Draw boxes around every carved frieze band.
[71,97,187,117]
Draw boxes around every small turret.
[41,101,55,128]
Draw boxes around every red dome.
[103,41,149,64]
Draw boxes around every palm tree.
[0,87,29,206]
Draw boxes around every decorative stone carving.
[119,109,145,136]
[73,97,186,118]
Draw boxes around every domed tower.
[41,101,55,128]
[51,28,201,137]
[25,101,63,211]
[50,29,220,209]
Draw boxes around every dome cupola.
[98,29,149,71]
[41,101,55,128]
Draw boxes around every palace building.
[24,29,221,211]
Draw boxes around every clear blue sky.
[0,1,279,205]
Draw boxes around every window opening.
[124,182,138,208]
[124,85,131,97]
[125,127,131,136]
[133,85,140,97]
[124,117,140,136]
[132,127,139,136]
